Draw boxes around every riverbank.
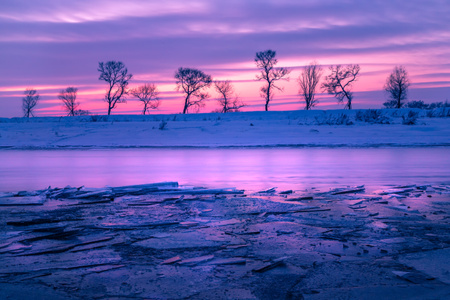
[1,182,450,299]
[1,109,449,148]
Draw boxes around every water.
[1,148,449,192]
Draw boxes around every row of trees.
[297,62,409,110]
[22,87,89,118]
[254,50,409,111]
[21,50,411,117]
[253,50,409,111]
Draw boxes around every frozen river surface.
[1,147,449,192]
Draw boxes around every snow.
[0,109,449,148]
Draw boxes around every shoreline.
[2,144,450,150]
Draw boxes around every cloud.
[0,0,209,23]
[1,0,449,42]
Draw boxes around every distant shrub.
[402,111,419,125]
[74,109,90,116]
[315,113,353,125]
[89,115,107,122]
[426,108,450,118]
[355,109,391,124]
[405,100,427,109]
[424,101,450,110]
[383,100,398,109]
[159,120,168,130]
[404,100,450,110]
[389,110,401,117]
[429,101,450,109]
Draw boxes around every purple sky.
[0,0,449,117]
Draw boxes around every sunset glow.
[1,0,449,117]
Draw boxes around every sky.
[0,0,449,117]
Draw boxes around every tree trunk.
[347,97,352,110]
[183,95,190,114]
[265,82,271,111]
[397,83,403,109]
[143,103,148,115]
[223,98,228,113]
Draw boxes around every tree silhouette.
[22,88,39,118]
[98,61,132,115]
[383,66,410,109]
[131,83,160,115]
[214,80,245,113]
[298,61,322,110]
[175,67,212,114]
[322,64,360,109]
[58,87,79,116]
[255,50,290,111]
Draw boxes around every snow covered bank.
[0,109,449,148]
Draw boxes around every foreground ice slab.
[0,182,449,299]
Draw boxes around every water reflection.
[1,148,449,192]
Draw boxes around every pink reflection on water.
[0,148,449,192]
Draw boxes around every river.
[1,147,449,192]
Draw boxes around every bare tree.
[255,49,290,111]
[58,87,79,116]
[214,80,245,113]
[298,61,323,110]
[98,61,132,115]
[383,66,410,109]
[130,83,160,115]
[175,67,212,114]
[322,64,360,109]
[22,88,39,118]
